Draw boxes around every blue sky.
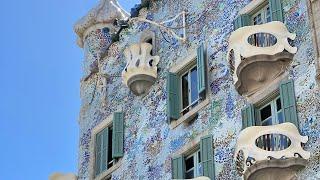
[0,0,138,179]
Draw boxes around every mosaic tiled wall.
[77,0,320,179]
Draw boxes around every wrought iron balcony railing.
[234,123,310,180]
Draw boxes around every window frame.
[184,149,202,179]
[90,114,123,180]
[257,96,283,126]
[254,93,289,151]
[168,50,210,129]
[251,4,271,25]
[180,64,200,115]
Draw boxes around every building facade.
[74,0,320,179]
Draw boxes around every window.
[233,0,284,29]
[172,135,214,179]
[93,112,124,178]
[248,4,277,47]
[252,5,271,25]
[241,79,298,151]
[259,97,283,126]
[181,65,199,115]
[256,97,289,151]
[185,150,202,178]
[94,126,115,176]
[167,44,208,124]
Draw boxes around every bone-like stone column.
[308,0,320,81]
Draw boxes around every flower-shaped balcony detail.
[234,123,310,180]
[227,21,297,97]
[122,42,160,96]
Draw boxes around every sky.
[0,0,139,179]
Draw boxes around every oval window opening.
[255,134,291,151]
[248,33,277,47]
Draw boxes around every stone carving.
[122,42,160,96]
[74,0,129,47]
[227,21,297,97]
[234,122,310,175]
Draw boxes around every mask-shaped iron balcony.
[227,21,297,98]
[122,42,160,96]
[234,123,310,180]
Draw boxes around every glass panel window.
[181,65,199,115]
[107,127,113,169]
[190,67,199,105]
[260,105,272,121]
[266,7,271,22]
[185,150,201,179]
[185,156,194,179]
[252,5,270,25]
[257,97,288,151]
[250,5,276,47]
[182,73,189,110]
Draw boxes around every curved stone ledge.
[235,52,294,96]
[227,21,297,96]
[244,158,308,180]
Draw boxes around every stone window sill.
[170,98,210,129]
[94,159,122,180]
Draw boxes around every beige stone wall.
[309,0,320,80]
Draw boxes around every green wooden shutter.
[112,112,124,158]
[233,14,250,30]
[101,128,108,172]
[201,135,215,180]
[241,104,255,129]
[269,0,284,22]
[95,131,102,176]
[197,43,207,98]
[95,128,108,176]
[172,155,185,179]
[280,79,299,128]
[166,72,181,122]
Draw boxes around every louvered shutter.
[233,14,251,30]
[112,112,124,158]
[269,0,284,22]
[241,104,255,129]
[95,128,108,176]
[280,79,299,128]
[201,135,215,180]
[172,155,185,179]
[197,43,207,98]
[166,72,181,122]
[95,131,102,176]
[101,128,108,172]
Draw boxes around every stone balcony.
[234,123,310,180]
[227,21,297,97]
[122,42,160,96]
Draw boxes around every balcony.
[227,21,297,97]
[234,123,310,180]
[122,42,160,96]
